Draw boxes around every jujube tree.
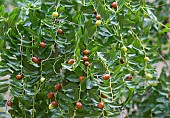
[0,0,166,117]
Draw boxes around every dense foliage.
[128,0,170,117]
[0,0,169,117]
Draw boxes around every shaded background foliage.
[127,0,170,118]
[0,0,169,118]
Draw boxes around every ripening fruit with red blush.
[47,92,54,99]
[96,15,101,20]
[83,55,88,61]
[102,74,110,80]
[93,10,97,15]
[57,29,63,34]
[79,76,84,82]
[36,58,41,64]
[40,42,45,48]
[54,84,61,90]
[51,101,58,107]
[126,75,132,81]
[32,57,38,63]
[83,50,89,55]
[84,61,90,66]
[7,101,12,107]
[101,93,108,98]
[120,58,124,64]
[111,2,117,9]
[76,102,82,109]
[98,102,104,109]
[68,59,75,64]
[16,74,22,80]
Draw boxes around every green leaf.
[83,29,89,44]
[0,39,4,51]
[80,77,87,91]
[74,89,79,101]
[123,89,134,106]
[61,63,73,71]
[85,19,93,29]
[62,83,79,92]
[160,28,170,34]
[66,74,79,82]
[87,25,97,38]
[96,1,110,21]
[50,28,56,41]
[80,5,93,14]
[88,89,100,103]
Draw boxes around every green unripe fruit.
[146,73,152,79]
[48,104,53,110]
[96,20,102,26]
[144,57,149,62]
[52,12,58,18]
[40,77,45,82]
[121,46,127,52]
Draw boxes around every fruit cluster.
[83,49,90,66]
[47,84,61,109]
[75,50,111,110]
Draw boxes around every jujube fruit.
[32,57,38,63]
[83,55,88,61]
[68,59,75,64]
[79,76,84,82]
[126,75,132,81]
[96,20,102,26]
[146,73,152,79]
[84,61,90,66]
[111,2,117,9]
[47,92,54,99]
[54,84,61,90]
[57,29,63,34]
[102,74,110,80]
[101,93,107,98]
[51,101,58,107]
[48,104,53,110]
[98,102,104,109]
[40,77,45,82]
[16,74,22,80]
[76,102,82,109]
[93,10,97,15]
[96,15,101,20]
[121,46,127,52]
[36,58,41,64]
[120,58,124,64]
[7,101,12,107]
[83,50,89,55]
[52,12,58,18]
[144,57,149,62]
[40,42,45,48]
